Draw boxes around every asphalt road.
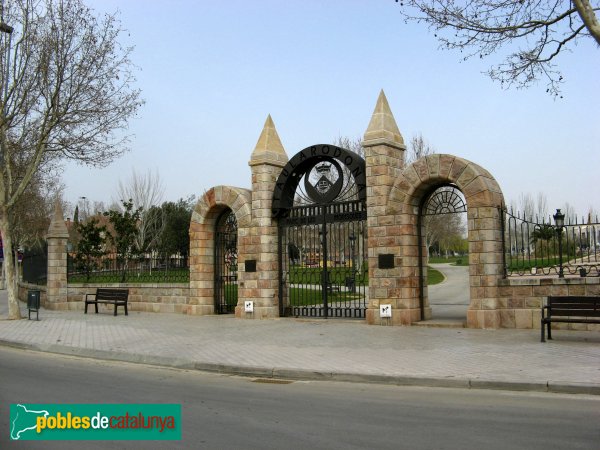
[1,347,599,450]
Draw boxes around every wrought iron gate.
[215,209,238,314]
[274,145,368,319]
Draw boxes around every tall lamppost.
[1,15,13,290]
[1,17,14,167]
[348,233,356,293]
[1,16,13,104]
[79,196,88,222]
[553,209,565,278]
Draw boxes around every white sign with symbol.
[244,301,254,313]
[380,304,392,318]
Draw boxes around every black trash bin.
[27,290,40,321]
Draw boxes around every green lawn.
[223,284,238,306]
[69,264,445,290]
[506,256,563,271]
[427,267,445,285]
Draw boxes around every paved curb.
[2,339,599,396]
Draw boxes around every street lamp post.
[79,196,88,222]
[0,12,6,288]
[553,209,565,278]
[1,17,14,168]
[1,18,13,103]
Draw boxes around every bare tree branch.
[0,0,143,319]
[395,0,600,96]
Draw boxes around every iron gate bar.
[279,200,367,319]
[321,205,328,318]
[215,209,238,314]
[275,146,368,320]
[417,208,425,321]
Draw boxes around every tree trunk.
[13,248,19,292]
[1,259,5,289]
[0,212,22,319]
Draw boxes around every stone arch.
[188,185,252,315]
[387,154,505,328]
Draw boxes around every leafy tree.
[0,0,142,319]
[394,0,600,96]
[74,218,107,281]
[529,223,557,258]
[104,200,142,281]
[427,210,467,258]
[153,198,193,264]
[531,224,556,244]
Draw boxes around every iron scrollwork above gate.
[422,185,467,216]
[272,144,366,218]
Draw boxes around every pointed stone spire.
[249,114,288,168]
[362,90,405,149]
[47,200,69,239]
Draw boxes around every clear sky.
[62,0,600,219]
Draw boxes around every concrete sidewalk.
[0,289,599,394]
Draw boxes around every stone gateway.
[188,90,506,328]
[43,90,599,329]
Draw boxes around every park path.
[428,263,470,321]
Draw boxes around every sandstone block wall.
[498,277,600,331]
[66,284,190,314]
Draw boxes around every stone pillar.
[362,90,414,325]
[46,201,70,310]
[188,196,218,315]
[466,202,504,329]
[236,115,288,319]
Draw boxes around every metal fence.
[22,248,48,285]
[67,253,189,283]
[502,208,600,277]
